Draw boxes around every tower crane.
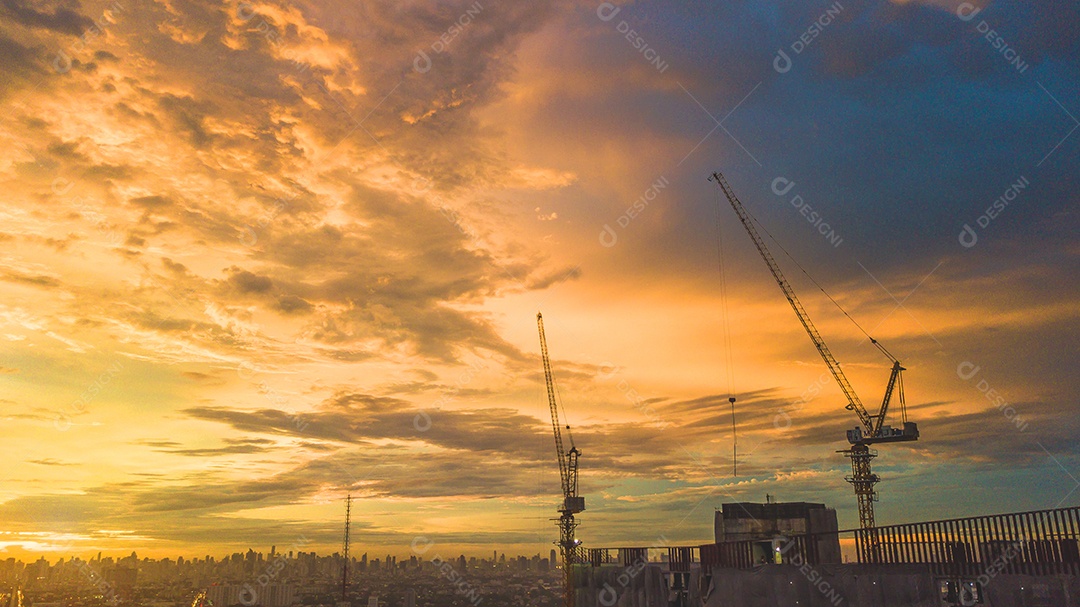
[537,312,584,607]
[710,172,918,539]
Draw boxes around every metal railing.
[585,547,700,569]
[584,505,1080,577]
[857,505,1080,575]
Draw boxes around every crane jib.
[537,313,584,512]
[710,172,917,445]
[712,171,921,534]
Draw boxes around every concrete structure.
[715,501,841,565]
[206,584,295,607]
[579,562,1080,606]
[583,504,1080,606]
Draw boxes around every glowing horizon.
[1,0,1077,561]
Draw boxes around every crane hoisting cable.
[709,172,919,545]
[715,189,740,478]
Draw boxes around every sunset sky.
[0,0,1077,560]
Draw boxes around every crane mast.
[538,313,583,607]
[710,172,918,538]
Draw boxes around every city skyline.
[1,542,563,607]
[1,0,1078,560]
[4,546,560,565]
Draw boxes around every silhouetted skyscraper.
[106,567,136,601]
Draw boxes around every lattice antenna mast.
[341,494,351,601]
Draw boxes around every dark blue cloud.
[635,0,1080,278]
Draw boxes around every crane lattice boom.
[711,171,918,536]
[539,313,580,499]
[712,172,875,432]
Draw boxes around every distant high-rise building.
[106,566,137,601]
[207,584,295,607]
[367,594,379,607]
[550,549,557,569]
[403,589,416,607]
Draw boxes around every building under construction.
[564,174,1080,605]
[714,501,841,565]
[575,502,1080,606]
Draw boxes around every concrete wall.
[575,563,675,607]
[808,509,842,564]
[579,563,1080,607]
[715,512,810,541]
[714,504,839,555]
